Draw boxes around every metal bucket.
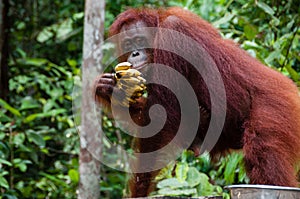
[225,184,300,199]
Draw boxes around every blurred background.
[0,0,299,198]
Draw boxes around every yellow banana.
[113,62,147,107]
[132,92,143,98]
[119,76,146,85]
[113,93,139,107]
[120,82,146,90]
[117,84,144,94]
[114,62,132,72]
[115,69,142,80]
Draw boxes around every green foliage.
[152,151,248,198]
[152,151,236,198]
[0,55,80,197]
[1,0,83,198]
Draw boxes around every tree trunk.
[0,0,9,100]
[79,0,105,198]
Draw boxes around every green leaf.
[270,17,280,26]
[285,64,299,82]
[68,169,79,183]
[39,171,66,185]
[155,162,175,181]
[244,24,258,40]
[18,162,27,172]
[158,187,197,196]
[157,178,188,189]
[37,27,55,43]
[27,132,45,147]
[20,96,40,110]
[186,167,202,187]
[56,19,74,42]
[43,100,57,113]
[0,176,9,189]
[213,13,235,28]
[257,2,274,16]
[16,22,26,30]
[48,108,67,116]
[196,173,215,196]
[175,162,189,182]
[66,59,78,68]
[213,12,235,27]
[24,108,66,123]
[238,163,248,183]
[0,158,12,166]
[29,151,38,164]
[73,12,84,20]
[3,193,18,199]
[181,150,188,162]
[197,152,211,172]
[21,58,48,66]
[265,50,281,65]
[0,132,6,140]
[23,114,39,123]
[0,99,21,117]
[13,159,31,172]
[50,88,64,99]
[224,153,243,184]
[13,133,25,146]
[0,142,10,158]
[184,0,193,9]
[0,111,12,122]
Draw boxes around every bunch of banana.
[114,62,147,106]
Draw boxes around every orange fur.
[103,7,300,197]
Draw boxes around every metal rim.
[225,184,300,192]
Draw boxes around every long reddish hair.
[108,7,300,195]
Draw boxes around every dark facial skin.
[120,21,151,70]
[94,21,151,106]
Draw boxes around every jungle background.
[0,0,299,198]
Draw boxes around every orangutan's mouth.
[133,62,147,71]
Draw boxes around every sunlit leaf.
[175,162,189,182]
[157,178,188,189]
[73,12,84,20]
[0,176,9,189]
[23,114,39,123]
[24,109,66,123]
[244,24,258,40]
[257,2,274,16]
[224,153,243,184]
[20,96,40,110]
[39,171,67,185]
[213,12,235,27]
[67,59,78,68]
[21,58,48,66]
[158,187,197,196]
[13,133,25,146]
[186,167,202,187]
[0,99,21,117]
[56,19,74,42]
[197,173,215,196]
[265,50,281,65]
[68,169,79,183]
[285,64,299,82]
[0,158,13,166]
[37,27,55,43]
